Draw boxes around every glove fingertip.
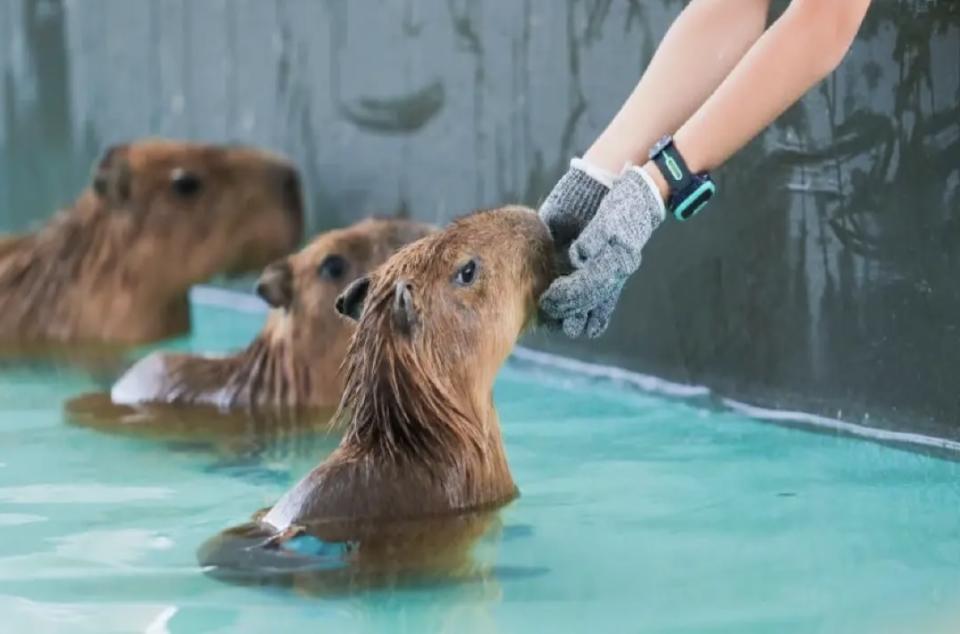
[537,292,563,318]
[568,240,590,268]
[585,317,609,339]
[585,295,620,338]
[562,313,588,339]
[539,279,582,316]
[536,311,563,332]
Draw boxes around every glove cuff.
[570,157,617,189]
[547,162,610,218]
[623,165,667,222]
[540,162,611,246]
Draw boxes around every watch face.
[649,135,672,160]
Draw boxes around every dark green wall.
[1,0,958,437]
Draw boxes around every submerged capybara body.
[107,218,434,412]
[0,139,303,345]
[198,205,557,592]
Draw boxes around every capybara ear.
[255,260,294,310]
[391,280,417,335]
[92,144,132,207]
[336,276,371,321]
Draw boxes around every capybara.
[0,139,303,346]
[107,217,435,411]
[198,205,557,593]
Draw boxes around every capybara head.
[0,139,304,346]
[252,218,435,367]
[333,206,555,455]
[90,139,303,284]
[103,218,435,412]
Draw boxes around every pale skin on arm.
[585,0,772,175]
[584,0,873,199]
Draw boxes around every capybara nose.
[255,260,294,310]
[392,280,417,335]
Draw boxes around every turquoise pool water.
[1,300,959,634]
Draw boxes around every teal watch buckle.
[649,135,716,221]
[673,180,716,222]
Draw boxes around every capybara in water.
[0,139,303,346]
[107,218,435,413]
[198,205,557,593]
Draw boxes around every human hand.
[540,165,665,338]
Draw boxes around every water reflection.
[65,391,340,462]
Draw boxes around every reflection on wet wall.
[0,0,958,437]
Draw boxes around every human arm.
[584,0,772,175]
[541,0,771,252]
[643,0,874,196]
[542,0,873,338]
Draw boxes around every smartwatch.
[649,135,716,221]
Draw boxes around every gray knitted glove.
[540,166,665,338]
[539,158,615,249]
[538,158,616,332]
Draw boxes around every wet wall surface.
[0,0,957,438]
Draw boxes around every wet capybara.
[197,205,557,593]
[0,139,303,346]
[106,218,435,412]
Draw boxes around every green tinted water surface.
[0,302,958,634]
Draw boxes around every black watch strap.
[650,136,694,196]
[648,135,716,221]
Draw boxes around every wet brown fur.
[113,218,434,411]
[199,205,557,591]
[0,139,303,345]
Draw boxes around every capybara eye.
[455,259,478,287]
[317,254,348,280]
[170,168,203,198]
